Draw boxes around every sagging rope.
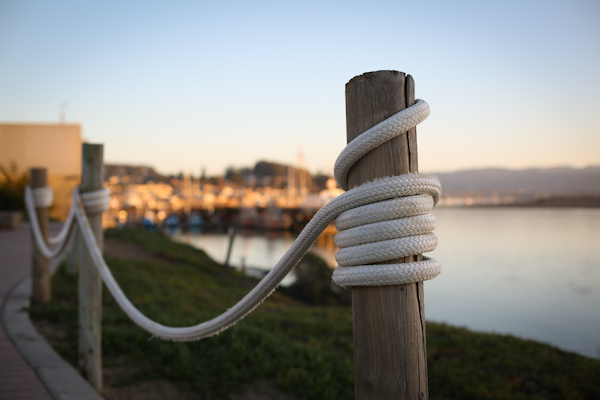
[25,98,441,341]
[25,186,77,259]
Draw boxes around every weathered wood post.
[346,71,428,399]
[30,167,51,304]
[67,231,80,274]
[78,144,104,392]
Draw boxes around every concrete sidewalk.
[0,223,102,400]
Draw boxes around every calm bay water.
[171,208,600,359]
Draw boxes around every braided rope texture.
[334,99,430,191]
[329,98,441,287]
[331,182,440,286]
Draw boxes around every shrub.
[0,161,29,211]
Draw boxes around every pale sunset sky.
[1,0,599,176]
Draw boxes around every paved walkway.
[0,223,53,400]
[0,223,102,400]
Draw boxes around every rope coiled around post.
[330,98,440,287]
[331,177,441,286]
[31,186,54,208]
[25,98,441,341]
[81,188,111,214]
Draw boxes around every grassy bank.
[29,228,600,399]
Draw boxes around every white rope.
[32,186,53,208]
[332,257,441,287]
[331,191,440,287]
[25,186,78,260]
[70,98,441,341]
[328,98,440,287]
[332,194,441,286]
[334,99,430,190]
[47,207,75,245]
[80,188,110,214]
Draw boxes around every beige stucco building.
[0,123,82,221]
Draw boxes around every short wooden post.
[224,226,236,268]
[30,168,51,304]
[346,71,429,399]
[78,144,104,392]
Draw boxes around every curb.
[2,273,104,400]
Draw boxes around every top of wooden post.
[30,168,48,189]
[81,144,104,193]
[345,70,417,189]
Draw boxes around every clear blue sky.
[1,0,599,176]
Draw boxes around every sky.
[1,0,599,176]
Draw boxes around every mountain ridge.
[429,165,600,195]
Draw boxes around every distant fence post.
[346,71,429,399]
[78,143,104,392]
[30,167,51,304]
[223,226,236,269]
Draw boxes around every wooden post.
[78,144,104,392]
[67,231,80,274]
[30,168,51,304]
[224,226,236,268]
[346,71,428,399]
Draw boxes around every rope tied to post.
[330,98,441,287]
[31,186,54,208]
[80,188,111,214]
[25,98,441,341]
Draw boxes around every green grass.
[29,228,600,399]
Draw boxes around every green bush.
[0,161,29,210]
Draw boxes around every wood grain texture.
[30,168,51,304]
[78,144,104,393]
[346,71,428,400]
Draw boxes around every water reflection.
[171,230,338,287]
[427,207,600,359]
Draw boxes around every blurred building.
[0,123,82,220]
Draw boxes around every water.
[427,207,600,360]
[171,208,600,359]
[171,231,337,287]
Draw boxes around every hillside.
[28,228,600,400]
[433,166,600,195]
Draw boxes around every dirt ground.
[32,237,296,400]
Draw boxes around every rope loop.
[331,176,441,287]
[32,186,54,208]
[80,188,110,214]
[334,99,430,191]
